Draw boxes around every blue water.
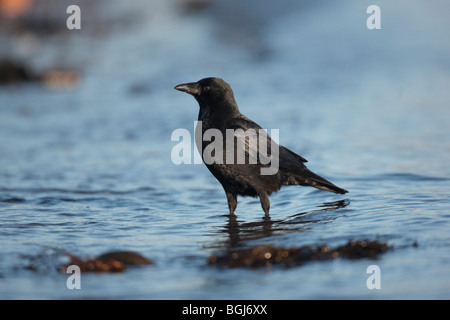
[0,0,449,299]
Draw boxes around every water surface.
[0,0,449,299]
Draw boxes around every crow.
[174,77,348,216]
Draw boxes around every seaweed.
[208,240,389,268]
[21,248,153,273]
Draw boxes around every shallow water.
[0,0,449,299]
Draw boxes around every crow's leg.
[225,191,237,215]
[257,191,270,217]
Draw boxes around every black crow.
[174,77,348,216]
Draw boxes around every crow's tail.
[288,169,348,194]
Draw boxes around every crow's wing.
[227,117,307,169]
[226,117,348,194]
[227,117,274,165]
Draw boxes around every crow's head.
[175,77,239,116]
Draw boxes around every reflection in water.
[216,199,350,249]
[282,199,351,225]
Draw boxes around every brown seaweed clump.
[58,251,153,273]
[208,240,389,268]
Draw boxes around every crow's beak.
[174,82,201,96]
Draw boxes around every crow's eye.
[203,86,210,92]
